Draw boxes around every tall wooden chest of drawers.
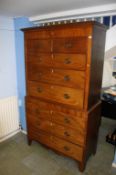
[22,22,106,171]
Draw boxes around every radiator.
[0,96,20,141]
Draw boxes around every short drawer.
[52,136,83,161]
[25,30,51,39]
[51,123,85,146]
[27,39,51,53]
[27,116,51,134]
[52,110,86,131]
[26,102,51,121]
[27,65,85,89]
[26,53,53,67]
[53,54,86,70]
[53,37,87,53]
[51,27,90,38]
[27,81,84,109]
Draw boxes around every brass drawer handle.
[64,131,70,137]
[64,58,71,64]
[64,146,70,151]
[64,117,70,124]
[64,75,70,81]
[50,122,53,126]
[65,43,72,48]
[51,69,54,73]
[37,87,43,93]
[64,94,70,99]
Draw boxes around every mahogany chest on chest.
[22,22,106,171]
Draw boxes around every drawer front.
[52,123,85,146]
[51,27,91,38]
[52,111,86,131]
[26,53,52,67]
[53,37,87,53]
[27,81,84,108]
[26,102,51,121]
[53,54,86,70]
[52,136,83,161]
[27,65,85,89]
[27,39,51,53]
[27,115,51,133]
[26,97,51,110]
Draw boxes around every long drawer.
[27,81,84,108]
[26,53,86,70]
[28,129,83,161]
[27,65,85,89]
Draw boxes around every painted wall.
[14,17,33,130]
[102,24,116,87]
[105,25,116,52]
[0,16,17,99]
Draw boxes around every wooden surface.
[27,81,84,108]
[26,53,86,70]
[23,21,106,172]
[87,25,106,109]
[27,65,85,88]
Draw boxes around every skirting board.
[112,162,116,168]
[21,130,27,135]
[0,129,27,143]
[0,129,20,143]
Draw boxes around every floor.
[0,117,116,175]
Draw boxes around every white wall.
[0,16,17,99]
[105,25,116,52]
[102,25,116,87]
